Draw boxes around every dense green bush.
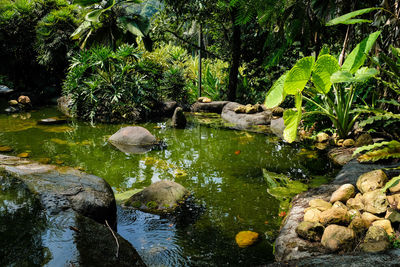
[63,44,188,123]
[0,0,78,94]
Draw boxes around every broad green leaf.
[381,175,400,193]
[342,31,381,74]
[282,93,302,143]
[318,46,330,58]
[326,8,380,26]
[71,21,91,39]
[354,67,379,82]
[312,55,340,94]
[85,9,103,22]
[284,56,314,95]
[264,73,287,108]
[330,70,354,83]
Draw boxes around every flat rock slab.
[221,102,272,129]
[333,159,400,185]
[0,154,145,266]
[191,101,230,114]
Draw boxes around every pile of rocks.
[296,169,400,253]
[5,95,31,113]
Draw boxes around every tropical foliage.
[265,31,381,142]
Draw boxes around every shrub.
[0,0,78,94]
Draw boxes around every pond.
[0,104,338,266]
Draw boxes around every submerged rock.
[124,180,190,214]
[171,107,187,128]
[108,126,158,154]
[235,231,259,248]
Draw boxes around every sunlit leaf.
[330,70,354,83]
[342,31,381,74]
[284,56,314,95]
[282,93,302,143]
[354,67,379,82]
[264,73,287,108]
[71,21,91,39]
[312,55,340,94]
[381,175,400,193]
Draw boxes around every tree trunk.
[227,8,241,101]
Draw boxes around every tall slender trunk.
[227,8,241,101]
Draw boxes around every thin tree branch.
[105,220,119,258]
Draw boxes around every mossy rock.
[124,180,190,214]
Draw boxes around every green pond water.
[0,104,338,266]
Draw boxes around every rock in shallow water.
[235,231,259,248]
[124,180,190,214]
[0,154,144,266]
[108,126,158,154]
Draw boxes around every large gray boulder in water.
[108,126,158,154]
[0,154,145,266]
[124,180,190,214]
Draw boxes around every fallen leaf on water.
[234,150,241,155]
[278,211,286,217]
[264,221,269,224]
[166,237,171,240]
[168,224,174,227]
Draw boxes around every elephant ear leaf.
[282,93,302,143]
[264,73,287,109]
[312,55,340,94]
[284,56,314,95]
[354,67,379,82]
[342,31,381,74]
